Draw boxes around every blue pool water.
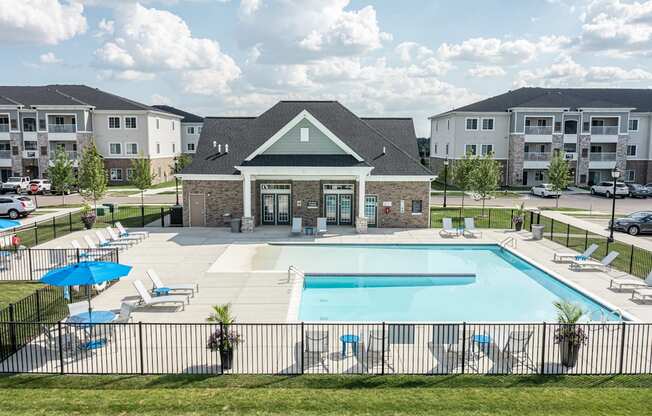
[281,244,623,322]
[0,219,21,230]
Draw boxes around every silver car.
[0,196,35,219]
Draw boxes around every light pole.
[608,168,620,243]
[443,159,449,208]
[173,157,180,206]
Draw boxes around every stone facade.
[577,134,591,185]
[103,157,175,185]
[291,181,321,227]
[365,181,430,228]
[615,135,628,172]
[182,179,244,226]
[552,134,563,151]
[626,160,652,184]
[9,133,22,176]
[508,134,524,185]
[37,132,49,176]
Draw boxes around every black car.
[611,211,652,236]
[627,183,649,198]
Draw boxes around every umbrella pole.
[87,285,93,315]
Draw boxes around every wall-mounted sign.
[307,201,319,209]
[296,200,302,207]
[382,201,392,207]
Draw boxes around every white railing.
[590,126,618,135]
[287,265,305,283]
[500,236,516,249]
[589,152,617,161]
[524,126,553,135]
[49,150,78,160]
[0,125,8,133]
[524,152,551,161]
[0,150,10,159]
[48,124,76,133]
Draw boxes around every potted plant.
[206,304,242,370]
[80,204,96,230]
[553,300,588,368]
[512,202,525,231]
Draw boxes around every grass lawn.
[0,374,650,415]
[0,282,43,308]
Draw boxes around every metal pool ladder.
[499,236,517,249]
[287,265,305,283]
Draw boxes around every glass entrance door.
[324,194,338,225]
[276,194,290,225]
[339,194,352,225]
[262,194,276,225]
[364,195,377,226]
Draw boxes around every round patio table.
[69,310,116,325]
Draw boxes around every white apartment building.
[152,105,204,154]
[430,88,652,187]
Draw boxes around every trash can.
[95,206,106,216]
[104,203,118,213]
[532,224,545,240]
[222,213,232,227]
[231,218,241,233]
[170,205,183,226]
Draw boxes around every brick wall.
[104,157,175,185]
[365,181,430,228]
[292,181,320,226]
[182,179,244,226]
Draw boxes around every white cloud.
[96,18,115,37]
[437,36,572,64]
[239,0,261,15]
[468,65,506,78]
[93,3,240,93]
[0,0,87,45]
[39,52,62,64]
[395,42,434,63]
[150,93,172,105]
[99,69,156,81]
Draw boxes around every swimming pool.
[277,244,624,322]
[0,219,21,230]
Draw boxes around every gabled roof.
[151,105,204,123]
[0,86,88,107]
[182,101,432,176]
[435,87,652,116]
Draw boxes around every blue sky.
[2,0,652,136]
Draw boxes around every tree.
[78,142,107,208]
[47,148,75,206]
[451,152,475,211]
[470,152,502,216]
[130,154,155,208]
[548,151,571,208]
[174,153,192,173]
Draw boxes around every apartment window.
[108,117,121,129]
[109,143,122,155]
[411,200,423,214]
[465,118,479,131]
[626,145,637,156]
[445,143,449,155]
[300,127,310,142]
[628,119,639,132]
[447,119,450,130]
[481,144,493,155]
[126,168,135,181]
[535,171,544,181]
[198,127,202,134]
[110,168,123,181]
[172,121,175,131]
[38,119,46,130]
[10,118,17,130]
[465,144,477,155]
[156,119,160,129]
[156,142,161,154]
[582,121,590,133]
[187,143,195,151]
[581,148,588,158]
[554,122,562,133]
[125,143,138,155]
[172,143,176,153]
[435,121,438,132]
[0,116,7,129]
[481,118,494,130]
[434,143,438,154]
[54,116,64,125]
[564,143,577,152]
[625,170,635,182]
[125,117,137,129]
[187,126,195,135]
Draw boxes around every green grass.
[0,374,650,415]
[0,282,44,308]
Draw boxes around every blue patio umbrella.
[41,261,132,314]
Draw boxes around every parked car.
[0,177,31,194]
[590,181,629,198]
[610,211,652,236]
[28,179,51,195]
[0,195,35,219]
[626,183,649,198]
[531,183,561,198]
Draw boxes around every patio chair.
[610,270,652,291]
[116,222,149,239]
[316,217,328,235]
[41,324,83,358]
[570,251,619,272]
[553,243,599,263]
[291,217,302,236]
[133,280,188,311]
[367,329,393,372]
[114,302,135,324]
[93,231,131,250]
[501,330,535,371]
[463,218,482,238]
[71,240,104,261]
[631,287,652,302]
[146,268,198,297]
[304,330,329,372]
[106,226,141,245]
[66,301,88,321]
[439,218,458,237]
[431,324,461,354]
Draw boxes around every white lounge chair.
[116,222,149,239]
[501,330,535,370]
[94,230,131,249]
[71,240,104,261]
[463,218,482,238]
[570,251,619,272]
[146,269,198,297]
[132,280,187,311]
[367,329,393,372]
[291,217,302,236]
[114,302,135,324]
[631,285,652,302]
[65,301,87,321]
[554,243,599,263]
[439,218,458,237]
[611,271,652,291]
[316,217,328,235]
[106,226,141,245]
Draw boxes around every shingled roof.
[183,101,431,177]
[436,87,652,116]
[152,105,204,123]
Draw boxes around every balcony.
[49,150,78,160]
[590,126,618,135]
[0,125,8,140]
[0,150,10,168]
[589,152,617,169]
[523,152,551,169]
[22,150,38,159]
[48,124,77,140]
[524,125,553,143]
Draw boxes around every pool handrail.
[288,265,305,284]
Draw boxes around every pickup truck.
[0,177,31,194]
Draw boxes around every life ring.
[11,235,21,246]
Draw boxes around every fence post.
[550,219,554,240]
[57,321,65,374]
[141,205,145,228]
[510,209,514,227]
[381,322,386,375]
[488,209,492,228]
[300,322,304,374]
[628,245,634,275]
[76,248,80,264]
[619,322,626,374]
[529,211,533,232]
[52,217,56,239]
[8,304,17,354]
[160,207,165,227]
[566,223,570,247]
[69,212,73,233]
[27,248,33,280]
[138,321,144,375]
[111,208,115,226]
[584,230,588,251]
[34,225,38,246]
[537,213,541,225]
[219,322,224,375]
[460,322,466,374]
[36,289,42,321]
[540,322,547,375]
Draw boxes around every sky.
[2,0,652,136]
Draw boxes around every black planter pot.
[513,219,523,231]
[220,348,234,370]
[81,214,96,230]
[559,340,581,367]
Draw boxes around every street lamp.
[443,159,449,208]
[173,157,180,206]
[608,168,620,243]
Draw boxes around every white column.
[243,173,252,218]
[357,174,366,218]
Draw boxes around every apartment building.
[430,88,652,186]
[0,85,182,184]
[152,105,204,154]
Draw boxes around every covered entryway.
[323,184,354,225]
[260,184,291,225]
[189,193,206,226]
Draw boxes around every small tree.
[130,154,155,208]
[451,152,475,211]
[470,152,502,216]
[548,151,571,208]
[47,148,75,206]
[174,153,192,173]
[78,142,107,208]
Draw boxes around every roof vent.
[212,141,217,148]
[382,146,386,155]
[225,144,229,153]
[218,144,222,153]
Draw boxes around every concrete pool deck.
[34,225,652,323]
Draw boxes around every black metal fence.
[430,207,527,230]
[0,248,119,281]
[0,205,171,249]
[1,321,651,375]
[530,212,652,279]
